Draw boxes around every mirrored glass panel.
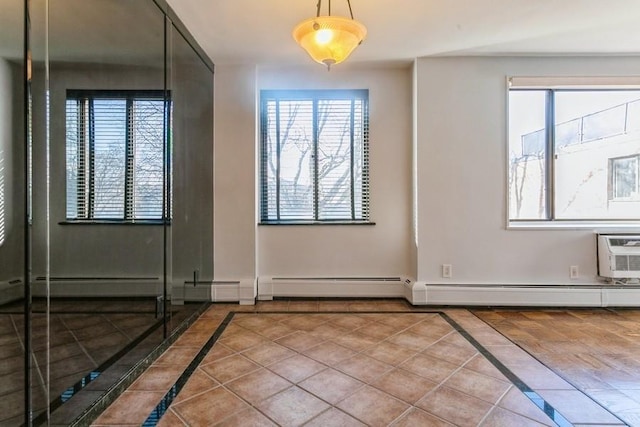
[1,1,214,423]
[33,1,174,424]
[169,22,214,306]
[0,0,27,421]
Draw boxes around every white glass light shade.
[292,15,366,68]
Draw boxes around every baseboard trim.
[0,278,24,305]
[31,277,162,298]
[411,283,640,307]
[258,276,408,300]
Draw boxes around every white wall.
[213,65,258,283]
[257,65,415,279]
[415,56,640,286]
[212,64,415,284]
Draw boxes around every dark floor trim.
[141,309,582,426]
[31,318,165,426]
[467,310,629,426]
[142,312,235,426]
[440,312,572,427]
[67,302,209,427]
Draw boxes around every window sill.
[259,220,375,226]
[508,220,640,232]
[59,220,169,226]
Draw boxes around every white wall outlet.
[442,264,452,278]
[570,265,579,279]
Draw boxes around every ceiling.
[166,0,640,67]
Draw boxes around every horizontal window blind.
[92,98,126,219]
[65,99,80,219]
[132,99,165,219]
[65,90,167,221]
[260,90,369,222]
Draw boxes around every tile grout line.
[141,311,236,426]
[69,302,211,427]
[142,307,612,426]
[467,310,630,426]
[142,309,444,426]
[32,317,166,426]
[475,385,518,427]
[217,311,441,427]
[440,312,571,427]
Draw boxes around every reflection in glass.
[65,91,166,220]
[612,156,638,200]
[168,21,214,305]
[0,0,28,424]
[508,90,547,220]
[509,89,640,220]
[555,90,640,219]
[2,0,214,423]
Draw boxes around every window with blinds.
[65,90,168,221]
[260,90,370,223]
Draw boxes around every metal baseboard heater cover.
[259,276,408,299]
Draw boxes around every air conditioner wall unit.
[597,234,640,280]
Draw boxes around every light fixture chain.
[347,0,354,19]
[316,0,321,17]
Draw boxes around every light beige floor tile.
[256,386,330,426]
[337,385,410,426]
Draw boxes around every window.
[508,83,640,221]
[611,155,639,201]
[66,90,168,221]
[260,90,370,223]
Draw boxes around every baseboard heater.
[258,276,407,299]
[35,276,158,281]
[32,276,162,298]
[417,283,640,307]
[0,278,24,305]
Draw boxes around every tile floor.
[475,308,640,426]
[0,298,203,426]
[91,300,638,426]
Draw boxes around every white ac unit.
[597,234,640,280]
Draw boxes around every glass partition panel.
[0,0,27,423]
[168,22,214,307]
[0,1,214,423]
[39,1,167,424]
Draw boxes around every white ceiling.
[166,0,640,67]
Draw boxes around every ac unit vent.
[615,255,629,271]
[631,255,640,271]
[616,255,640,271]
[598,234,640,280]
[610,238,640,247]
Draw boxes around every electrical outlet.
[442,264,452,278]
[570,265,579,279]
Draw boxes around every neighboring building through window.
[65,90,167,221]
[260,89,370,223]
[611,155,639,201]
[508,81,640,221]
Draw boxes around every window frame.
[259,89,371,225]
[64,89,170,224]
[507,80,640,228]
[610,154,640,202]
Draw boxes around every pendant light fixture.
[292,0,367,70]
